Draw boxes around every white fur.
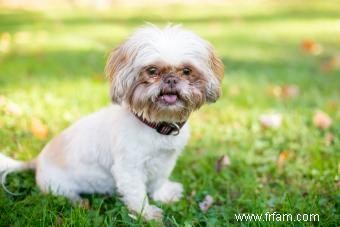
[0,105,189,220]
[0,25,222,221]
[0,153,25,172]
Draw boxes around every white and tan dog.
[0,25,223,220]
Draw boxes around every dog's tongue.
[163,94,177,104]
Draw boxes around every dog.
[0,25,223,220]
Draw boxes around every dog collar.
[134,113,186,136]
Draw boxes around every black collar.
[134,113,186,136]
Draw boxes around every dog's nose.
[163,75,178,88]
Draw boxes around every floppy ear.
[206,48,224,103]
[105,42,136,103]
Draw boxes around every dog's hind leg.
[35,162,82,202]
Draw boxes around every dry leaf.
[259,113,282,129]
[313,111,332,129]
[321,55,340,72]
[31,118,49,139]
[268,85,283,98]
[277,150,289,167]
[281,85,299,98]
[215,155,231,172]
[79,199,90,209]
[0,32,11,53]
[301,39,322,55]
[268,85,299,98]
[324,133,334,146]
[199,195,214,212]
[5,102,22,116]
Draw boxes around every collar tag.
[156,122,180,136]
[133,113,185,136]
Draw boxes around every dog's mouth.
[158,91,179,105]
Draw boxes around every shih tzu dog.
[0,25,223,220]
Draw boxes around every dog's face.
[105,25,223,122]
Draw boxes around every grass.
[0,0,339,226]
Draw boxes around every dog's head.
[105,25,224,122]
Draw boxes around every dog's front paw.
[151,181,183,204]
[143,205,163,221]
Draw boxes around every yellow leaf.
[0,32,11,53]
[277,150,289,167]
[31,118,48,139]
[301,39,322,55]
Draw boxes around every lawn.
[0,0,339,226]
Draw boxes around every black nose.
[163,75,178,88]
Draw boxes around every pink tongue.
[163,95,177,104]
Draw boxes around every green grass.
[0,0,339,226]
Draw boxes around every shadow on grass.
[0,49,107,87]
[1,47,339,91]
[0,5,339,32]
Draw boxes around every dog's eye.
[147,67,158,76]
[183,68,191,76]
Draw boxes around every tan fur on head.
[104,25,224,122]
[105,42,137,103]
[207,47,224,102]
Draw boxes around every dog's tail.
[0,153,36,195]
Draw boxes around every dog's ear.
[206,48,224,103]
[105,42,136,103]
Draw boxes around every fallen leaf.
[31,118,49,139]
[324,133,334,146]
[313,111,332,129]
[277,150,289,167]
[199,195,214,212]
[0,32,11,53]
[268,85,282,98]
[5,102,22,116]
[321,55,340,72]
[301,39,322,55]
[281,85,299,98]
[259,113,282,129]
[268,85,299,98]
[215,155,231,172]
[79,199,90,209]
